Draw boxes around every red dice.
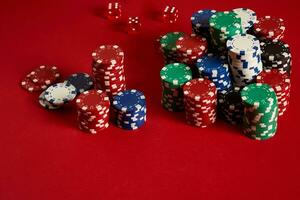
[127,17,141,33]
[162,6,178,23]
[107,2,121,20]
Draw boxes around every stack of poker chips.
[44,82,77,107]
[175,33,208,67]
[256,69,291,116]
[241,83,278,140]
[76,89,110,134]
[21,65,60,92]
[191,9,217,38]
[160,63,192,112]
[253,16,285,40]
[112,89,146,130]
[92,45,126,99]
[209,11,242,52]
[218,87,244,125]
[196,53,232,94]
[260,39,292,75]
[232,8,257,33]
[159,32,184,64]
[227,34,263,87]
[65,73,94,94]
[183,78,217,128]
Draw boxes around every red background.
[1,0,300,199]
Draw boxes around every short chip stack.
[112,89,146,130]
[260,39,292,75]
[232,8,257,33]
[21,65,60,92]
[160,63,192,112]
[183,78,217,128]
[159,32,185,64]
[218,87,244,124]
[44,82,77,106]
[191,9,216,38]
[196,53,232,94]
[256,69,291,116]
[253,16,285,40]
[227,34,263,87]
[209,11,242,52]
[241,83,278,140]
[76,89,110,134]
[92,45,126,99]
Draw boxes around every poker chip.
[196,53,232,93]
[209,11,242,53]
[191,9,217,38]
[39,91,61,110]
[29,65,60,85]
[183,78,217,127]
[92,45,126,98]
[160,63,192,112]
[253,16,285,40]
[112,90,147,130]
[232,8,257,33]
[44,82,77,105]
[260,39,291,74]
[76,89,110,134]
[241,83,278,140]
[21,75,47,92]
[256,69,290,116]
[226,34,263,86]
[65,73,94,94]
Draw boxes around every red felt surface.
[1,0,300,199]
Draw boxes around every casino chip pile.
[21,65,60,92]
[241,83,278,140]
[157,7,293,140]
[112,90,147,130]
[92,45,126,99]
[160,63,192,112]
[76,90,110,134]
[227,34,263,87]
[183,78,217,127]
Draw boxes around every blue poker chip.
[112,89,146,113]
[117,118,146,130]
[44,82,77,105]
[191,9,216,37]
[66,73,94,94]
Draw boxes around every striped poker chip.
[254,16,285,40]
[176,34,208,57]
[29,65,60,86]
[20,75,47,92]
[92,45,124,65]
[65,73,94,94]
[39,90,61,110]
[232,8,257,32]
[76,89,110,112]
[44,82,77,105]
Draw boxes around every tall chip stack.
[183,78,217,128]
[253,16,285,40]
[160,63,192,112]
[226,34,263,87]
[209,11,242,53]
[92,45,126,99]
[196,53,232,94]
[76,89,110,134]
[256,69,291,116]
[241,83,278,140]
[260,39,292,75]
[232,8,257,33]
[159,32,185,64]
[112,89,147,130]
[191,9,217,38]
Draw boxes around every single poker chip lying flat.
[39,90,61,110]
[44,82,77,105]
[29,65,60,85]
[65,73,94,94]
[20,76,47,92]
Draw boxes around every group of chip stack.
[76,90,110,134]
[183,78,217,127]
[112,90,147,130]
[158,7,292,140]
[92,45,126,99]
[160,63,192,112]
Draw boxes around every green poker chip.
[160,32,185,52]
[160,63,192,89]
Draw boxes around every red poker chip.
[256,69,290,92]
[20,75,47,92]
[176,34,208,56]
[183,78,217,101]
[92,45,124,65]
[78,122,109,134]
[29,65,60,85]
[254,16,285,40]
[76,89,110,112]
